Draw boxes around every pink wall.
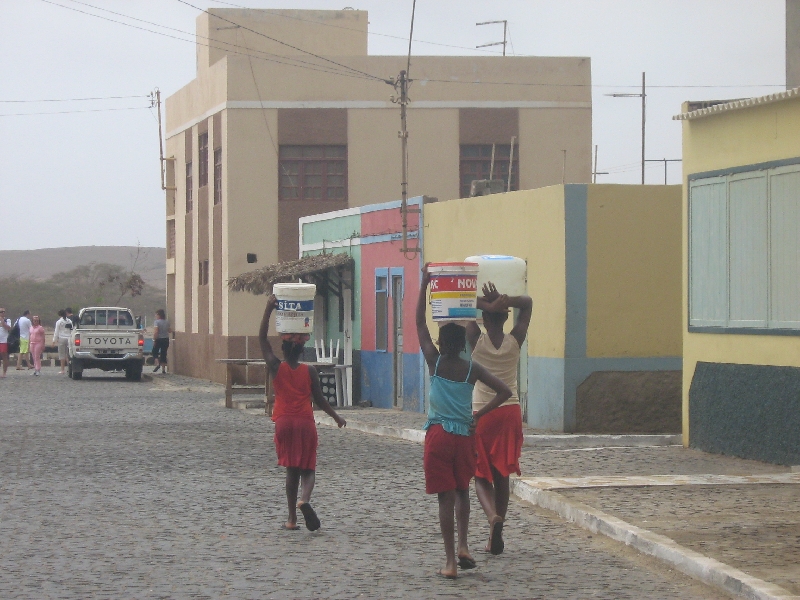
[359,207,421,353]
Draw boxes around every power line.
[174,0,387,82]
[0,95,149,103]
[62,0,377,82]
[38,0,378,83]
[197,0,509,55]
[0,106,151,117]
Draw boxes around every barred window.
[198,133,209,188]
[185,161,193,212]
[279,146,347,201]
[460,144,519,198]
[213,148,222,205]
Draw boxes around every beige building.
[164,8,592,381]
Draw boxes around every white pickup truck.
[68,307,145,381]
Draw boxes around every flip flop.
[457,555,477,570]
[490,518,505,555]
[436,569,457,580]
[298,502,321,531]
[282,524,300,530]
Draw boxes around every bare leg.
[0,353,7,377]
[299,469,315,503]
[59,357,66,374]
[285,467,300,528]
[454,488,473,563]
[475,476,497,522]
[437,490,458,578]
[493,470,510,520]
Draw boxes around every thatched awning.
[227,253,355,296]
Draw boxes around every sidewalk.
[316,408,799,600]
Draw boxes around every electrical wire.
[38,0,378,83]
[62,0,379,82]
[198,0,509,55]
[174,0,388,82]
[0,95,149,103]
[0,106,151,117]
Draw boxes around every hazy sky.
[1,0,786,250]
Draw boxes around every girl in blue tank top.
[416,264,511,579]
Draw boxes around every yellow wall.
[423,186,567,359]
[681,96,800,442]
[586,185,682,357]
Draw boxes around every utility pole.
[645,158,682,185]
[476,20,508,56]
[606,72,646,184]
[151,88,175,191]
[388,0,420,258]
[592,144,609,183]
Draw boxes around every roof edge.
[673,87,800,121]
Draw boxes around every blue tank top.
[423,356,475,436]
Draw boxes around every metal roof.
[673,87,800,121]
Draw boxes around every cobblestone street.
[0,369,728,599]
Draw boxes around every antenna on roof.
[476,20,508,56]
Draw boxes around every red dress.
[272,362,318,470]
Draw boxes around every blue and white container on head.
[465,255,527,324]
[273,283,316,333]
[465,255,527,296]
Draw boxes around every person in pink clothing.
[28,315,46,376]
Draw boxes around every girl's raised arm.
[416,265,439,372]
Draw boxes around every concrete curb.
[510,479,798,600]
[316,416,680,448]
[315,415,426,443]
[523,433,681,448]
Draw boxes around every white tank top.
[471,333,520,411]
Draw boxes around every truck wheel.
[69,360,82,380]
[125,364,142,382]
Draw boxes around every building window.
[199,260,209,286]
[198,132,209,188]
[689,163,800,332]
[185,161,193,212]
[279,145,347,201]
[460,144,519,198]
[375,271,388,351]
[167,220,176,259]
[213,148,222,205]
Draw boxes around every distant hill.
[0,246,166,289]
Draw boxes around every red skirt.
[274,415,318,470]
[474,404,523,482]
[423,424,476,494]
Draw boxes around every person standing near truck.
[466,282,532,556]
[29,315,46,376]
[53,310,71,375]
[16,310,32,370]
[152,309,171,374]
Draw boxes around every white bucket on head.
[273,283,316,333]
[428,262,479,322]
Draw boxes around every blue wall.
[360,350,424,411]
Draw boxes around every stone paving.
[558,484,800,596]
[0,368,728,599]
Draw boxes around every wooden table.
[216,358,269,410]
[216,359,351,413]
